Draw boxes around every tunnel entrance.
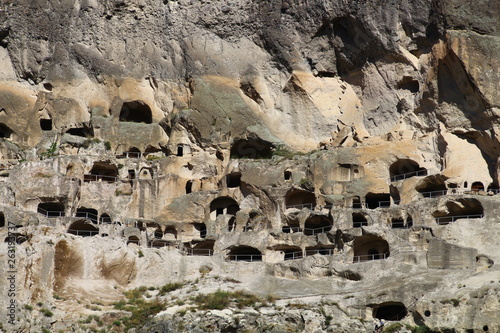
[119,101,152,124]
[373,302,408,321]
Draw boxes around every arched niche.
[209,197,239,220]
[99,213,112,224]
[471,181,484,192]
[127,236,140,246]
[390,159,426,181]
[304,215,332,235]
[164,226,177,240]
[353,235,390,263]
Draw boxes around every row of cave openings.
[0,101,153,139]
[371,302,489,331]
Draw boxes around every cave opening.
[40,119,52,131]
[230,138,274,159]
[228,246,262,262]
[304,215,332,235]
[226,172,241,188]
[365,193,391,209]
[38,202,65,217]
[373,302,408,321]
[68,220,99,237]
[86,162,118,183]
[127,236,140,246]
[119,101,152,124]
[352,212,368,227]
[0,123,13,138]
[390,159,426,181]
[285,190,316,209]
[75,207,98,223]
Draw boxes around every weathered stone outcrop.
[0,0,499,332]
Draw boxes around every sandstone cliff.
[0,0,499,332]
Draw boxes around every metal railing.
[353,221,368,228]
[99,216,112,224]
[352,252,390,263]
[435,214,484,225]
[303,225,332,235]
[419,190,448,198]
[283,251,304,260]
[37,207,65,218]
[83,174,118,183]
[67,228,99,236]
[117,151,142,159]
[184,249,213,256]
[377,201,392,208]
[420,188,500,198]
[390,169,427,182]
[227,254,262,262]
[285,203,314,210]
[304,249,336,256]
[282,226,302,233]
[75,211,98,223]
[147,240,169,248]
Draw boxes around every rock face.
[0,0,499,332]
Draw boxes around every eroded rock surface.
[0,0,499,332]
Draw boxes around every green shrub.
[122,300,166,330]
[193,290,260,310]
[384,323,403,333]
[158,282,184,296]
[40,308,53,317]
[24,304,33,311]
